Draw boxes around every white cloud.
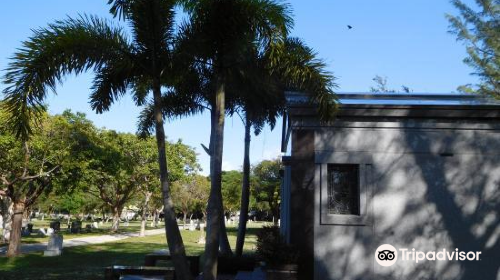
[222,160,238,171]
[261,147,281,161]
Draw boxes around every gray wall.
[312,120,500,280]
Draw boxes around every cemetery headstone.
[50,221,61,232]
[27,223,33,233]
[70,221,82,234]
[43,233,63,256]
[92,222,99,229]
[188,220,196,231]
[38,228,47,236]
[21,227,30,237]
[85,224,92,233]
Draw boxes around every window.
[327,164,360,215]
[318,160,371,226]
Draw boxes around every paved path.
[0,229,165,255]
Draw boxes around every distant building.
[280,92,500,280]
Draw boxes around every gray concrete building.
[280,93,500,280]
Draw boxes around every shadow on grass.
[0,224,262,280]
[0,242,171,280]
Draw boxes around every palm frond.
[2,15,132,140]
[127,0,176,59]
[108,0,132,20]
[137,91,206,137]
[268,37,338,121]
[89,58,138,113]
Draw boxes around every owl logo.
[378,250,395,261]
[375,244,398,266]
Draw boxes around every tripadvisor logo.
[375,244,482,267]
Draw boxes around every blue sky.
[0,1,476,174]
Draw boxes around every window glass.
[327,164,360,215]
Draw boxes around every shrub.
[256,225,299,266]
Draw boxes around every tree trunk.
[183,212,187,228]
[111,206,122,232]
[152,79,192,280]
[153,209,160,228]
[236,119,251,256]
[272,206,279,226]
[140,191,152,237]
[6,201,25,257]
[219,211,232,256]
[203,76,226,280]
[0,197,12,243]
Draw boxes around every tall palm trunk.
[219,211,232,256]
[140,191,152,237]
[6,200,25,257]
[152,80,192,280]
[235,118,251,256]
[203,77,226,280]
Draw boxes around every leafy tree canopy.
[447,0,500,96]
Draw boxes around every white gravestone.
[188,220,196,231]
[44,233,63,256]
[92,222,99,229]
[38,228,47,236]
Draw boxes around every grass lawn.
[0,222,264,280]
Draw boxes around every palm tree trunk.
[152,80,192,280]
[219,211,232,256]
[140,191,151,237]
[203,77,226,280]
[6,200,25,257]
[235,118,251,256]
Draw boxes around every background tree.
[221,171,242,215]
[191,175,211,221]
[370,75,412,93]
[447,0,499,96]
[172,173,209,226]
[252,159,282,225]
[0,111,87,256]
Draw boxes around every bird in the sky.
[347,25,353,29]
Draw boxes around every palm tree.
[233,37,338,255]
[136,1,337,277]
[1,1,193,278]
[176,1,293,278]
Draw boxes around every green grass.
[0,222,264,280]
